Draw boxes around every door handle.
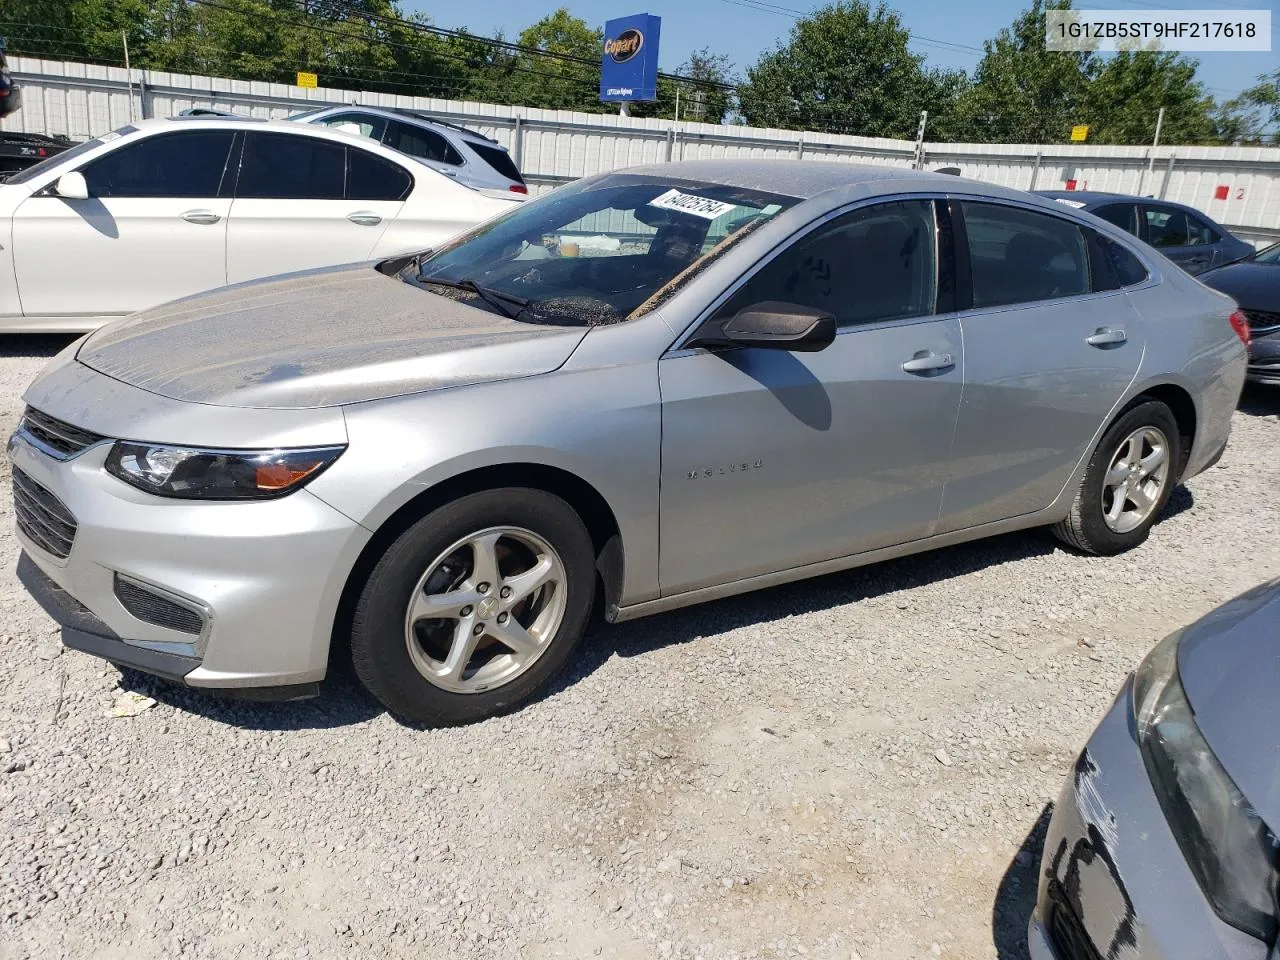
[346,212,382,226]
[180,209,221,225]
[901,352,955,374]
[1086,327,1128,348]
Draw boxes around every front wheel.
[1052,399,1182,556]
[350,488,596,726]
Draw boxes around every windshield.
[1254,242,1280,265]
[411,174,799,326]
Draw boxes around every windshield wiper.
[419,276,530,320]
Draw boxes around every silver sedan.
[11,160,1249,725]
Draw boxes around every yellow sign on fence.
[1070,124,1089,142]
[296,71,318,89]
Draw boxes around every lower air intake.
[113,575,205,636]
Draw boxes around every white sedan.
[0,116,519,332]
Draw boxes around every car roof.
[299,104,500,146]
[618,158,1059,206]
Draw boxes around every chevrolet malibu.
[11,161,1249,725]
[1030,578,1280,959]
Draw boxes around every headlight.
[105,442,345,500]
[1134,630,1279,942]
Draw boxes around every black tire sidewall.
[1077,400,1182,554]
[351,488,595,726]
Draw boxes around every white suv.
[288,106,529,200]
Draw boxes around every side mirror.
[690,301,836,353]
[52,171,89,200]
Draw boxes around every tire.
[1052,398,1183,556]
[351,488,595,726]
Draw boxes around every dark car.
[1030,578,1280,959]
[1201,242,1280,385]
[1036,191,1255,276]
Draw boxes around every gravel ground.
[1,334,1278,960]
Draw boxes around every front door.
[225,131,407,284]
[11,129,234,318]
[939,199,1144,531]
[659,198,965,595]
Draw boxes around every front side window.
[237,132,345,200]
[715,200,938,328]
[80,130,235,198]
[962,201,1089,308]
[1142,206,1217,247]
[386,120,463,166]
[413,174,798,326]
[318,112,386,141]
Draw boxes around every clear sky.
[405,0,1278,106]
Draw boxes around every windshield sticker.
[1053,198,1087,209]
[648,189,738,221]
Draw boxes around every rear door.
[939,199,1144,531]
[11,129,234,317]
[225,131,410,283]
[1138,203,1219,275]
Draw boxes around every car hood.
[75,264,589,409]
[1199,261,1279,311]
[1177,579,1280,829]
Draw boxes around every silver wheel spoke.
[410,588,477,622]
[1130,482,1156,514]
[439,617,481,681]
[1139,446,1165,475]
[469,532,503,590]
[1105,463,1130,487]
[1106,489,1127,526]
[502,555,556,607]
[490,618,540,658]
[1125,435,1144,467]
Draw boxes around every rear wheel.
[1053,399,1182,555]
[351,488,595,726]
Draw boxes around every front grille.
[113,575,204,636]
[12,466,77,559]
[19,406,105,458]
[1244,309,1280,334]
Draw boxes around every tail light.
[1229,310,1251,347]
[509,184,528,195]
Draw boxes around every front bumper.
[9,429,371,692]
[1247,331,1280,385]
[1029,682,1269,960]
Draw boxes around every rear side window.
[347,148,412,201]
[469,142,524,184]
[1089,230,1149,291]
[1093,203,1138,236]
[961,202,1089,308]
[80,130,235,198]
[1142,206,1217,247]
[318,112,386,141]
[385,120,463,166]
[237,132,345,200]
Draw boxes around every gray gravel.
[1,335,1278,960]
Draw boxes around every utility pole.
[912,110,928,170]
[1138,106,1165,197]
[674,85,680,123]
[122,31,135,123]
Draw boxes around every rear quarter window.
[469,142,524,184]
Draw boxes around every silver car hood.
[1176,579,1280,829]
[75,265,589,409]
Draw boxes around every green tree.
[737,0,955,138]
[1082,51,1214,145]
[955,0,1092,143]
[511,8,603,112]
[674,48,735,124]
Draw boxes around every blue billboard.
[599,14,661,102]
